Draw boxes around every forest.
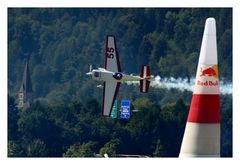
[8,8,232,157]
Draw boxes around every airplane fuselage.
[91,69,141,82]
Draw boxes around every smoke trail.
[126,75,232,95]
[151,76,195,92]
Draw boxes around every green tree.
[8,140,24,157]
[8,8,232,157]
[8,95,19,141]
[26,139,48,157]
[17,102,62,156]
[63,141,97,157]
[133,97,154,110]
[99,139,120,157]
[153,139,163,157]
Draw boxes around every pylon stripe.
[187,94,220,123]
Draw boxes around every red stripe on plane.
[101,82,106,116]
[113,36,121,72]
[140,65,150,77]
[140,80,150,93]
[145,81,150,93]
[140,80,143,92]
[104,36,108,69]
[140,65,150,93]
[187,94,220,123]
[140,66,144,92]
[146,66,150,76]
[140,65,144,77]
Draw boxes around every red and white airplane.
[86,35,154,117]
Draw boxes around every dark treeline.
[8,95,232,157]
[8,8,232,157]
[8,8,232,104]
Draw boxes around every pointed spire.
[18,61,33,109]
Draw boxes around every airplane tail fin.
[139,65,150,93]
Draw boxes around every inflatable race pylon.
[179,18,220,157]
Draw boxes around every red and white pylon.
[179,18,220,157]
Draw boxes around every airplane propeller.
[86,65,93,75]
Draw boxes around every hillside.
[8,8,232,104]
[8,8,232,157]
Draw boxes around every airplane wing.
[104,35,121,72]
[102,81,121,116]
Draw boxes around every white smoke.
[125,75,232,95]
[151,76,195,92]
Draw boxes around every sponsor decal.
[197,80,219,86]
[197,64,219,87]
[200,64,218,79]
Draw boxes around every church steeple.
[18,61,33,109]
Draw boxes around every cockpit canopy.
[93,71,101,78]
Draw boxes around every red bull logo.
[196,64,219,88]
[200,65,218,79]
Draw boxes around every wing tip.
[106,34,115,38]
[101,82,121,117]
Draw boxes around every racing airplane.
[86,35,154,117]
